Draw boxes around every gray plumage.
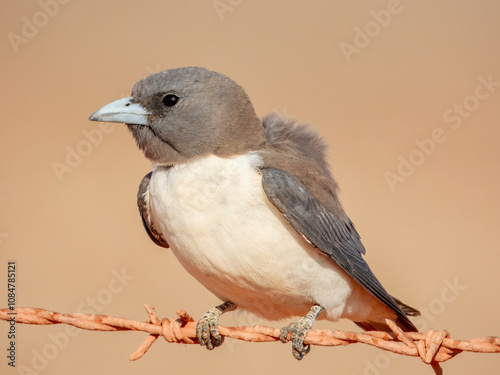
[259,112,346,218]
[261,167,415,331]
[128,67,264,164]
[89,67,419,359]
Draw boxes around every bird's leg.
[280,304,325,360]
[196,301,236,350]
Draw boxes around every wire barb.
[1,306,499,372]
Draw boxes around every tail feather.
[355,296,420,333]
[392,295,420,317]
[355,316,417,333]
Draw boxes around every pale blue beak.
[89,97,149,125]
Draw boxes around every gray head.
[89,67,265,165]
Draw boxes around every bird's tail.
[392,295,420,317]
[355,296,420,333]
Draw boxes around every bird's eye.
[162,94,179,107]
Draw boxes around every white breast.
[148,153,376,322]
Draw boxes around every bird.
[89,67,419,360]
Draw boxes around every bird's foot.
[280,321,312,360]
[280,304,324,360]
[196,301,236,350]
[196,308,223,349]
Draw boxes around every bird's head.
[89,67,265,165]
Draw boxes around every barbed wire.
[2,305,499,374]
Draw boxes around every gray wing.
[261,167,416,331]
[137,172,169,248]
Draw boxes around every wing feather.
[261,167,417,331]
[137,172,169,248]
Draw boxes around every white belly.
[149,153,375,321]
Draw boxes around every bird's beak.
[88,97,149,125]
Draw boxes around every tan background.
[1,1,499,374]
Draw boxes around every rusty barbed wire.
[1,305,499,374]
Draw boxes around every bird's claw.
[280,321,311,360]
[280,304,324,360]
[196,308,224,350]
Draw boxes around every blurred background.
[1,1,499,374]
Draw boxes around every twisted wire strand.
[1,305,499,372]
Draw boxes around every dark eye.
[162,94,179,107]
